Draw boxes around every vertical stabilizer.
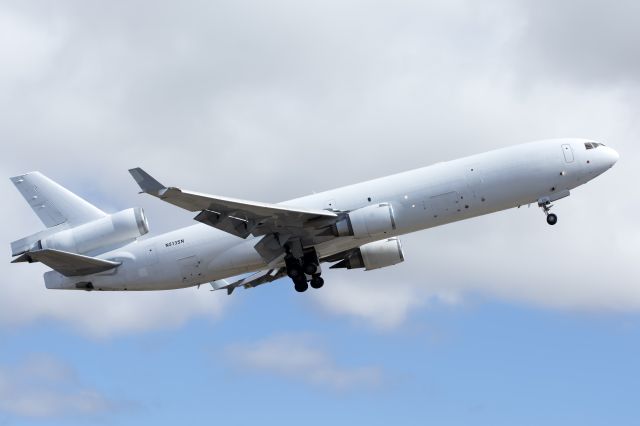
[10,172,106,228]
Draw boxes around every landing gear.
[302,250,319,275]
[303,263,318,275]
[294,277,309,293]
[310,274,324,289]
[538,199,558,226]
[285,256,304,279]
[285,246,324,293]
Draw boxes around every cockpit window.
[584,142,605,150]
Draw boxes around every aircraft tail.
[10,172,106,228]
[10,171,150,281]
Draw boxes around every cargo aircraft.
[10,139,618,294]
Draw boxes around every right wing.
[129,168,339,261]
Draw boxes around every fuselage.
[44,138,618,291]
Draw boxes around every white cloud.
[311,272,451,330]
[225,334,382,391]
[0,354,116,418]
[0,273,228,339]
[0,0,639,336]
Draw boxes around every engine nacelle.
[333,203,397,238]
[39,207,149,255]
[332,237,405,271]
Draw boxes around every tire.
[310,276,324,289]
[287,267,303,279]
[294,279,308,293]
[303,263,318,275]
[546,213,558,225]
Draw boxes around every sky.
[1,0,639,424]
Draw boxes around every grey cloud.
[513,0,640,86]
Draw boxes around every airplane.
[9,138,618,294]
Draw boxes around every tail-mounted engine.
[37,207,149,255]
[333,203,397,238]
[331,237,404,271]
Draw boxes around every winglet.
[128,168,166,195]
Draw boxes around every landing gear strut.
[539,200,558,226]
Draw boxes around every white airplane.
[10,138,618,294]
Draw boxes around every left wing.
[129,168,339,260]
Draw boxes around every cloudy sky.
[1,0,639,424]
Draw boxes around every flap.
[210,267,287,295]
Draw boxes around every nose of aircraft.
[604,146,619,168]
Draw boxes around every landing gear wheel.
[288,267,303,279]
[546,213,558,226]
[303,263,318,275]
[302,250,320,275]
[310,275,324,289]
[285,256,303,279]
[294,278,308,293]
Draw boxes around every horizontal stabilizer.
[13,249,121,277]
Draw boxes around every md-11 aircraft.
[10,138,618,294]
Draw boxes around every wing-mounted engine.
[13,207,149,257]
[330,237,405,271]
[332,203,397,238]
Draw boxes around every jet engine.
[331,237,404,271]
[333,203,397,238]
[38,207,149,255]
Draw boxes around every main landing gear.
[285,247,324,293]
[539,200,558,226]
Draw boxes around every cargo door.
[178,255,203,285]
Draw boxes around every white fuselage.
[44,138,618,291]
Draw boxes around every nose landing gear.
[539,200,558,226]
[537,190,570,226]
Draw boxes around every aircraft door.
[178,255,203,285]
[562,144,574,163]
[465,165,484,200]
[428,191,462,218]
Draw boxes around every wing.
[12,249,121,277]
[129,168,339,261]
